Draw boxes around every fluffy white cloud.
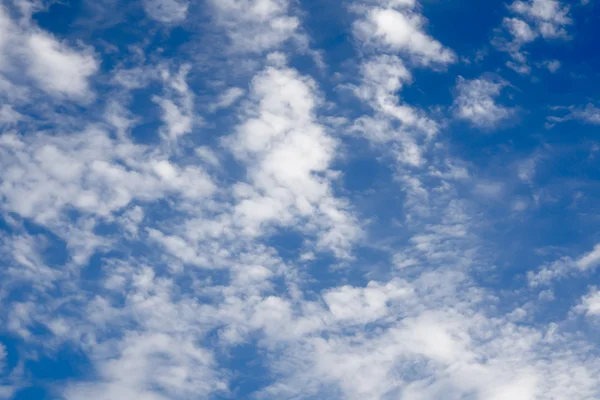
[503,17,538,43]
[63,332,225,400]
[453,76,514,129]
[575,288,600,317]
[26,33,97,99]
[225,62,361,256]
[0,7,98,101]
[0,129,215,224]
[354,6,456,65]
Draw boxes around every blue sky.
[1,0,600,398]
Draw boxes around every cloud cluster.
[497,0,572,73]
[1,0,600,399]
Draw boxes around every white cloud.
[153,65,196,140]
[350,55,439,167]
[577,244,600,270]
[225,62,361,257]
[575,288,600,316]
[529,244,600,286]
[0,129,215,225]
[348,0,456,173]
[453,76,514,129]
[209,0,300,52]
[354,6,456,65]
[503,17,538,43]
[3,1,600,399]
[496,0,572,73]
[324,279,412,323]
[25,32,98,100]
[510,0,572,38]
[0,7,98,101]
[64,333,226,400]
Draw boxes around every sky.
[2,0,600,398]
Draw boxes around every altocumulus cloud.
[1,0,600,399]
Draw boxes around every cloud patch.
[453,76,514,129]
[143,0,189,23]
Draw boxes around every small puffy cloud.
[503,17,538,43]
[143,0,189,23]
[453,76,514,129]
[541,59,561,72]
[354,7,456,65]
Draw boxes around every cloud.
[210,86,245,112]
[25,32,98,100]
[529,244,600,286]
[348,0,457,173]
[0,104,23,125]
[577,244,600,270]
[153,65,196,140]
[540,59,561,72]
[0,6,98,101]
[495,0,572,73]
[548,103,600,125]
[225,62,361,257]
[503,17,538,43]
[3,0,600,399]
[143,0,189,23]
[63,332,226,400]
[453,76,514,129]
[353,5,456,65]
[510,0,572,38]
[574,288,600,317]
[209,0,300,52]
